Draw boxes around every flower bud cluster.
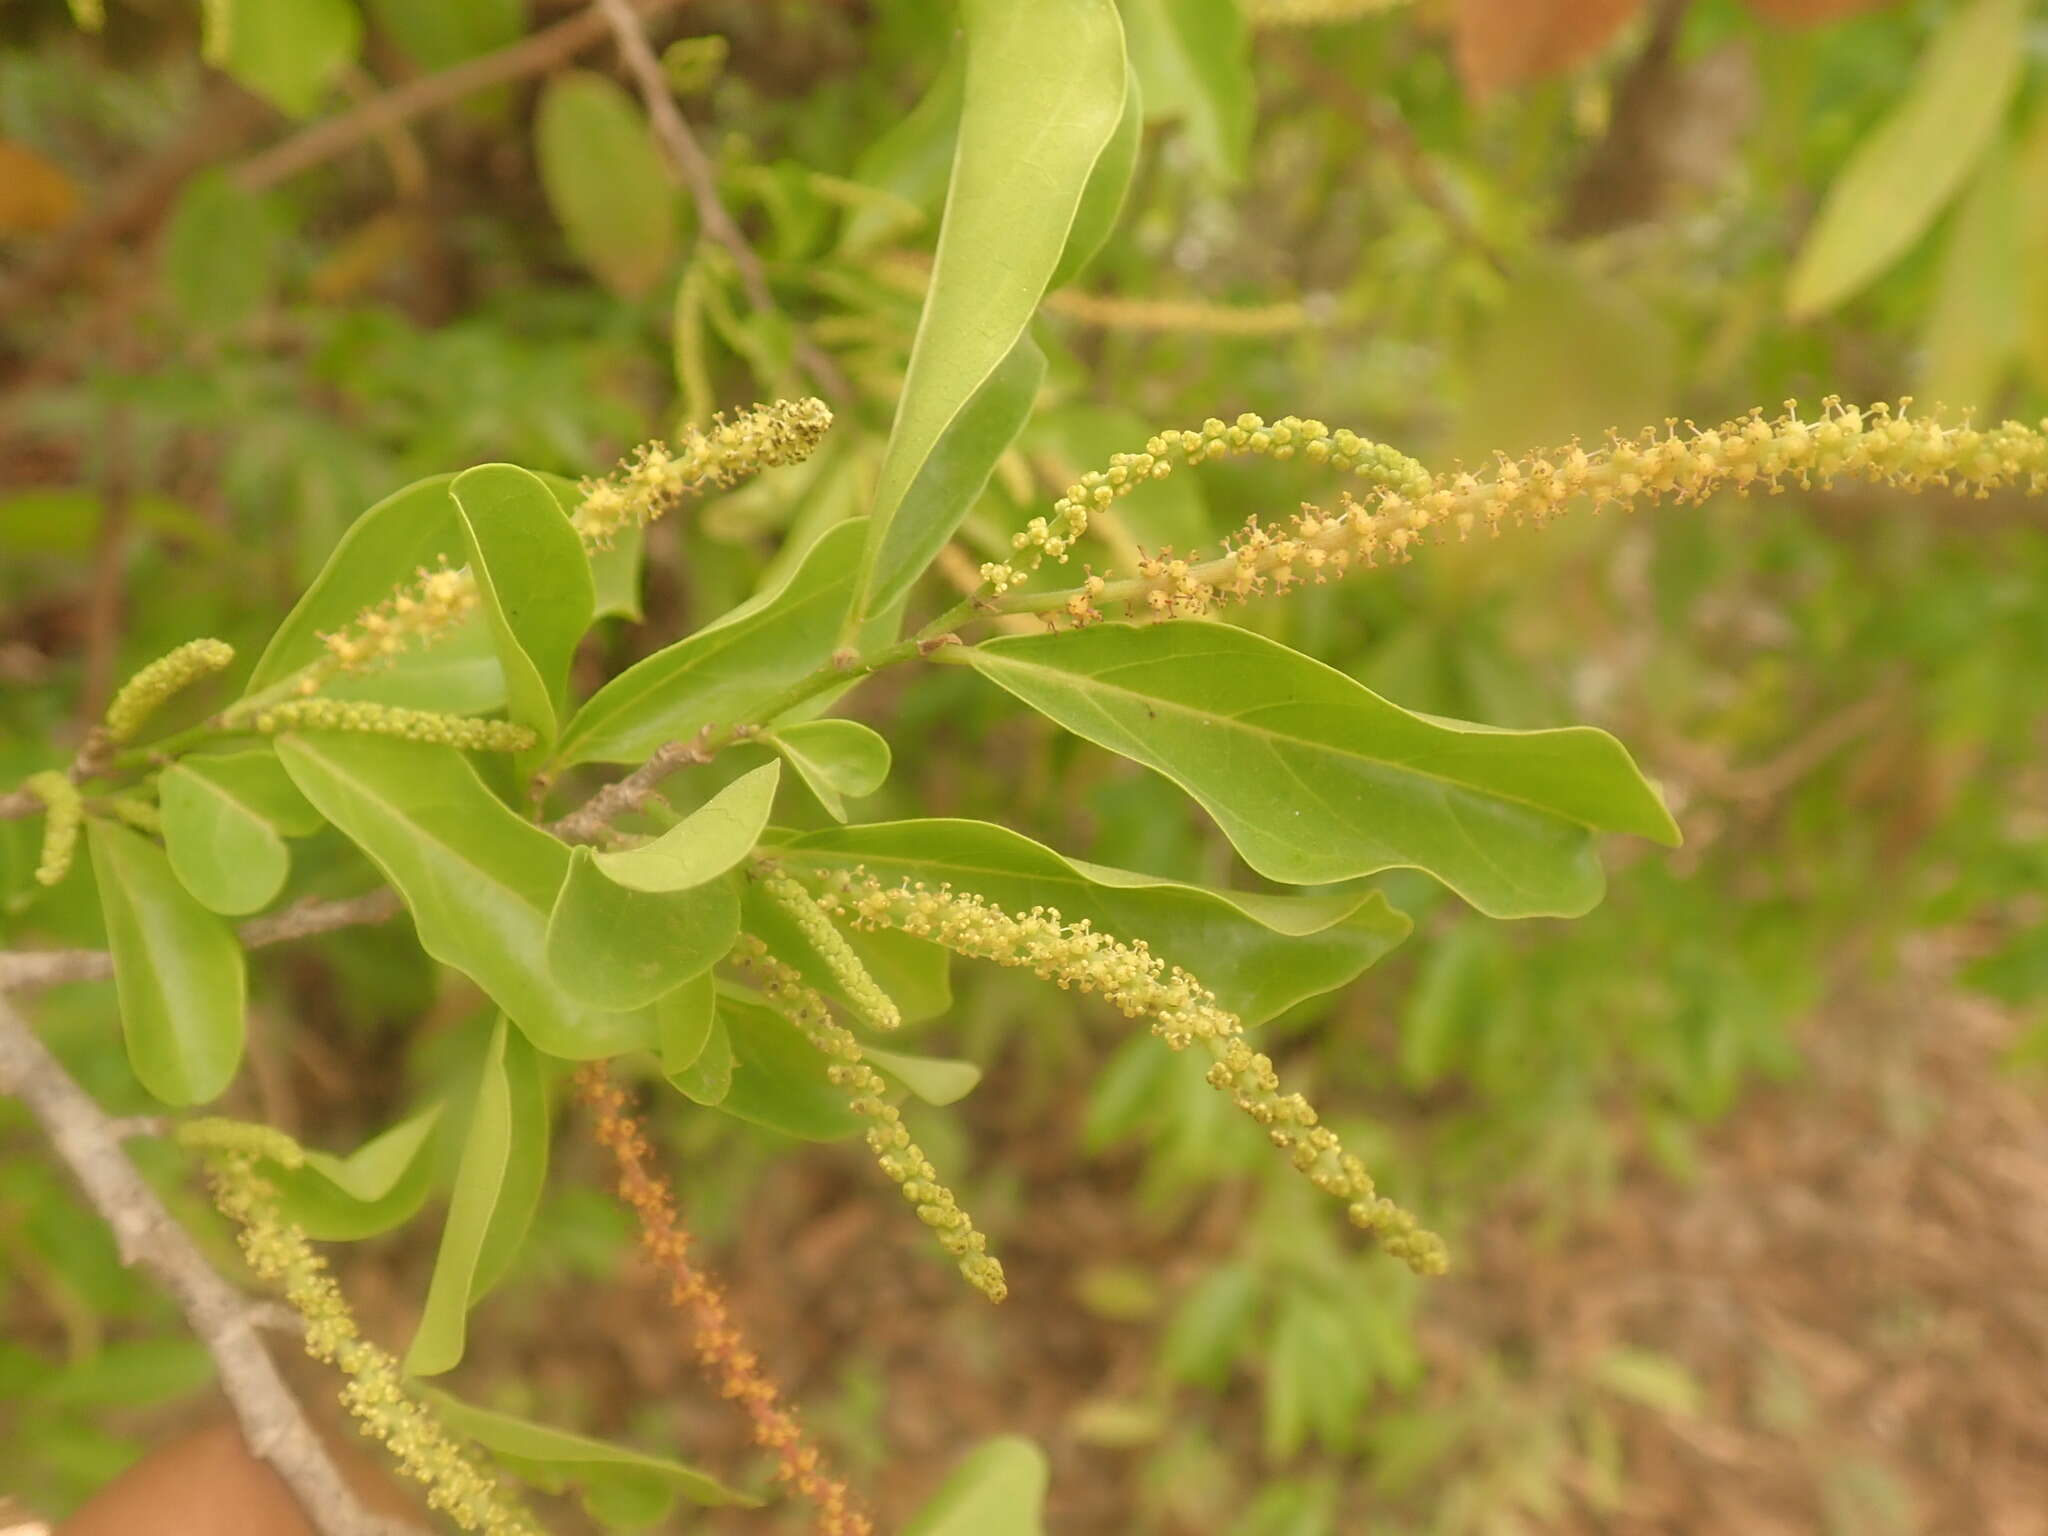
[103,638,235,742]
[817,872,1447,1275]
[253,699,536,753]
[315,559,479,678]
[26,771,81,887]
[107,796,162,835]
[732,935,1007,1302]
[572,397,836,545]
[1082,399,2048,621]
[982,412,1432,607]
[197,1149,541,1535]
[574,1062,873,1536]
[755,866,902,1032]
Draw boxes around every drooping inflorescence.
[574,1062,873,1536]
[1033,399,2048,623]
[181,1123,543,1536]
[754,865,903,1033]
[980,412,1432,608]
[26,772,81,887]
[103,638,235,743]
[816,873,1448,1276]
[730,936,1008,1303]
[251,699,537,753]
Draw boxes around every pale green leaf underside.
[545,854,738,1012]
[159,749,318,916]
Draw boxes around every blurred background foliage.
[3,0,2047,1531]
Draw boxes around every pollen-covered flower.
[252,699,536,753]
[103,638,235,743]
[818,872,1448,1276]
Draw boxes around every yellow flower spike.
[103,638,235,743]
[730,935,1008,1303]
[818,872,1448,1277]
[26,772,82,888]
[195,1150,543,1536]
[252,700,536,753]
[754,866,903,1032]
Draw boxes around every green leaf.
[1919,142,2019,413]
[862,1045,981,1106]
[656,969,717,1078]
[417,1387,757,1513]
[763,720,890,823]
[954,623,1678,919]
[450,464,594,757]
[275,734,651,1057]
[667,1006,733,1105]
[772,818,1410,1024]
[592,762,781,891]
[364,0,520,71]
[536,70,681,300]
[159,750,321,916]
[714,992,863,1141]
[903,1437,1050,1536]
[1785,0,2024,319]
[545,854,739,1012]
[220,0,362,118]
[161,173,282,334]
[1591,1347,1703,1419]
[1049,54,1141,289]
[86,820,247,1106]
[557,519,868,767]
[1121,0,1250,182]
[857,0,1127,615]
[406,1018,547,1376]
[269,1104,444,1242]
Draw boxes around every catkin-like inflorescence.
[26,772,82,887]
[754,866,903,1032]
[1068,399,2048,622]
[819,872,1448,1276]
[730,936,1008,1303]
[193,1148,542,1536]
[252,699,536,753]
[574,1063,873,1536]
[103,638,235,742]
[981,412,1431,607]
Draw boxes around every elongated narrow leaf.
[592,762,780,892]
[417,1387,756,1514]
[159,750,321,916]
[87,820,247,1105]
[536,71,681,299]
[903,1437,1050,1536]
[765,719,891,823]
[557,519,868,767]
[545,854,739,1011]
[1785,0,2024,319]
[275,734,650,1057]
[772,818,1409,1024]
[858,0,1127,615]
[270,1104,444,1242]
[955,623,1678,919]
[714,992,863,1141]
[451,463,595,756]
[406,1018,546,1376]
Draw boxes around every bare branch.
[549,733,713,845]
[591,0,851,402]
[0,992,422,1536]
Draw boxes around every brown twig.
[0,992,422,1536]
[548,733,712,845]
[231,0,693,193]
[590,0,850,402]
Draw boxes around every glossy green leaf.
[220,0,362,118]
[592,762,781,892]
[536,70,681,300]
[955,623,1679,919]
[863,1045,981,1106]
[656,970,717,1078]
[668,1007,734,1105]
[86,820,247,1107]
[161,173,280,334]
[772,818,1410,1024]
[275,734,650,1057]
[450,464,594,757]
[406,1018,546,1376]
[159,751,321,916]
[714,992,862,1141]
[1785,0,2023,319]
[557,519,868,766]
[269,1105,443,1242]
[1121,0,1250,181]
[762,720,890,823]
[545,854,739,1012]
[857,0,1127,615]
[531,469,642,622]
[417,1387,757,1513]
[903,1436,1049,1536]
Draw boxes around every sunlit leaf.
[763,720,891,823]
[656,970,717,1079]
[220,0,363,118]
[544,853,739,1012]
[536,70,681,300]
[863,1044,982,1106]
[1919,143,2019,415]
[159,750,321,916]
[591,762,780,891]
